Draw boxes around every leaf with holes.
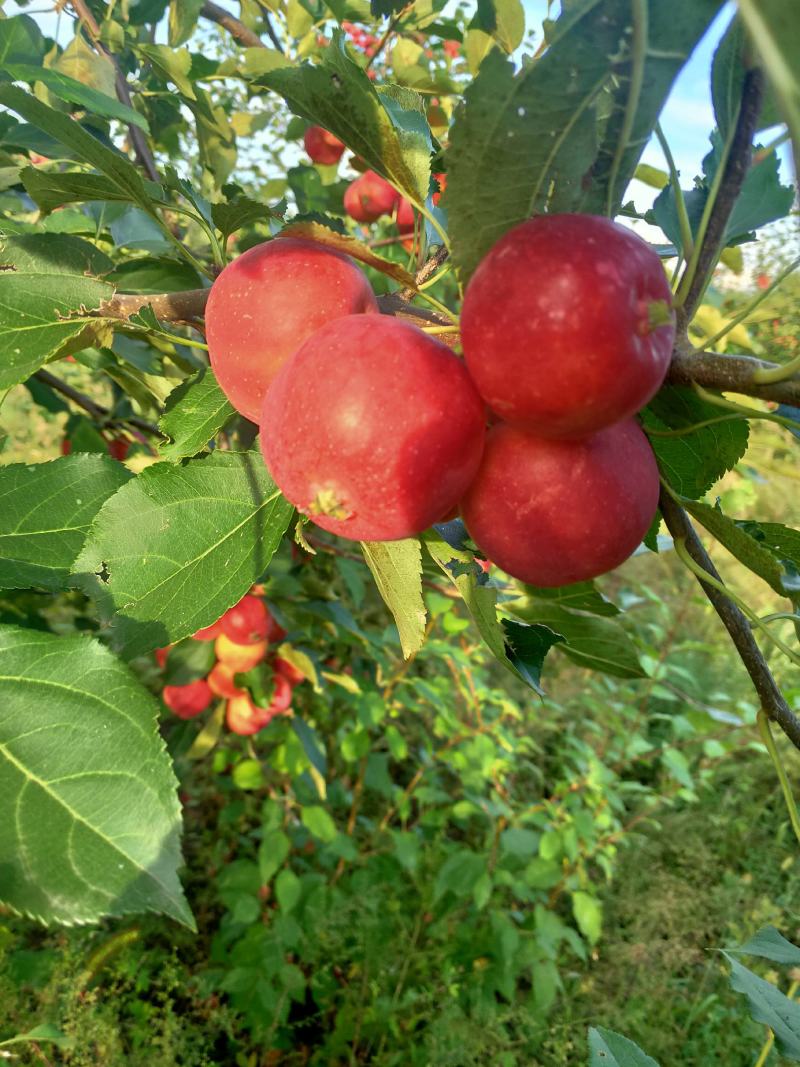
[0,455,132,592]
[71,452,294,659]
[0,625,192,927]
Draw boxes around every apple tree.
[0,0,798,978]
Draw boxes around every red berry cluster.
[207,214,675,586]
[341,22,379,57]
[159,591,307,736]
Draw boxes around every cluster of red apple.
[340,21,380,57]
[302,125,444,248]
[159,592,306,736]
[207,212,675,587]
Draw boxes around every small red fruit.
[443,40,460,58]
[226,695,263,735]
[163,679,213,719]
[343,171,399,222]
[275,656,306,685]
[193,618,224,641]
[220,594,270,644]
[206,238,378,421]
[260,315,486,541]
[432,172,447,206]
[215,634,268,672]
[304,126,346,165]
[155,646,170,668]
[107,437,130,461]
[208,661,246,699]
[60,439,72,456]
[396,198,415,234]
[461,420,659,587]
[461,214,675,438]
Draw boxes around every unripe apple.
[207,661,246,699]
[343,171,399,222]
[461,214,675,438]
[304,125,346,165]
[215,633,268,672]
[220,594,270,644]
[206,238,378,421]
[461,419,659,587]
[260,315,486,541]
[163,679,213,719]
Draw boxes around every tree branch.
[70,0,160,183]
[99,289,210,323]
[201,0,283,53]
[658,488,800,752]
[666,342,800,407]
[35,369,163,438]
[400,246,449,301]
[676,67,765,330]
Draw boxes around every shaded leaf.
[159,368,236,462]
[71,452,294,659]
[0,233,113,277]
[0,455,132,591]
[361,539,427,658]
[0,625,192,928]
[588,1027,660,1067]
[212,195,282,242]
[3,64,149,132]
[726,954,800,1059]
[501,619,565,695]
[732,927,800,966]
[21,167,163,215]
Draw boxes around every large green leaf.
[0,456,132,591]
[261,32,431,203]
[446,0,722,283]
[0,625,192,927]
[21,167,164,215]
[732,927,800,966]
[425,529,563,692]
[158,368,236,462]
[588,1027,660,1067]
[361,539,427,659]
[0,273,114,390]
[71,452,294,659]
[642,387,750,498]
[0,14,46,66]
[0,86,154,213]
[726,954,800,1059]
[738,0,800,179]
[2,64,149,132]
[0,233,113,277]
[504,601,645,679]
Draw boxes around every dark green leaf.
[361,539,427,659]
[0,15,46,66]
[21,167,164,215]
[726,954,800,1059]
[642,387,750,498]
[106,257,203,293]
[519,580,620,617]
[501,619,565,694]
[0,233,113,277]
[211,195,283,242]
[732,927,800,966]
[0,455,132,591]
[158,368,236,462]
[588,1027,660,1067]
[0,625,192,928]
[71,452,294,659]
[469,0,525,55]
[3,64,149,132]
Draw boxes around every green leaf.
[726,954,800,1059]
[683,500,796,597]
[21,167,163,215]
[505,601,644,679]
[0,625,192,928]
[0,456,132,591]
[232,758,264,790]
[361,539,427,659]
[54,32,117,98]
[446,1,722,282]
[258,829,290,883]
[0,233,114,277]
[0,15,46,66]
[0,273,114,390]
[3,64,150,132]
[168,0,204,46]
[735,521,800,596]
[501,619,565,695]
[211,195,282,243]
[642,386,750,498]
[739,0,800,179]
[301,805,337,842]
[572,890,602,944]
[517,580,620,617]
[71,452,294,659]
[711,15,747,140]
[274,868,301,913]
[469,0,525,55]
[158,368,236,462]
[137,44,196,100]
[106,257,203,293]
[0,1023,74,1050]
[0,86,154,213]
[261,32,431,203]
[434,849,486,901]
[425,530,561,691]
[588,1027,660,1067]
[731,927,800,966]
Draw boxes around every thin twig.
[201,0,283,53]
[676,68,765,329]
[658,488,800,752]
[364,7,409,71]
[400,246,449,301]
[70,0,160,182]
[34,369,163,438]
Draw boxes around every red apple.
[275,656,306,685]
[304,126,346,165]
[163,679,213,719]
[207,662,246,699]
[396,198,415,234]
[461,419,659,587]
[215,633,268,672]
[343,171,399,222]
[260,315,486,541]
[193,618,224,641]
[206,238,378,421]
[220,594,270,645]
[461,214,675,438]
